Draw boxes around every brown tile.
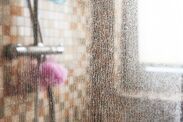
[3,26,10,36]
[0,118,4,122]
[19,113,25,122]
[0,99,4,106]
[4,116,12,122]
[10,36,18,44]
[77,90,83,98]
[11,105,19,115]
[0,106,4,119]
[54,96,59,104]
[64,80,69,85]
[68,69,74,77]
[39,107,45,116]
[60,102,65,111]
[69,84,76,92]
[26,101,33,111]
[2,0,10,5]
[0,89,3,99]
[10,6,22,16]
[69,100,74,108]
[53,88,60,97]
[64,93,69,101]
[73,7,78,15]
[64,109,69,116]
[43,91,48,99]
[70,23,78,30]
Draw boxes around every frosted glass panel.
[138,0,183,65]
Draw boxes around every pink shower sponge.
[39,58,68,88]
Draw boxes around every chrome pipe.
[4,44,64,59]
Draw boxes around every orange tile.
[10,6,23,16]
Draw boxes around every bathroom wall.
[0,0,89,121]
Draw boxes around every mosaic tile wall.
[0,0,89,121]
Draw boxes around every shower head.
[49,0,66,4]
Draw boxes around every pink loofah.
[39,58,67,88]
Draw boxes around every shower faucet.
[3,43,64,59]
[3,0,64,60]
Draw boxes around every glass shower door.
[88,0,182,121]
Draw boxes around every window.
[138,0,183,65]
